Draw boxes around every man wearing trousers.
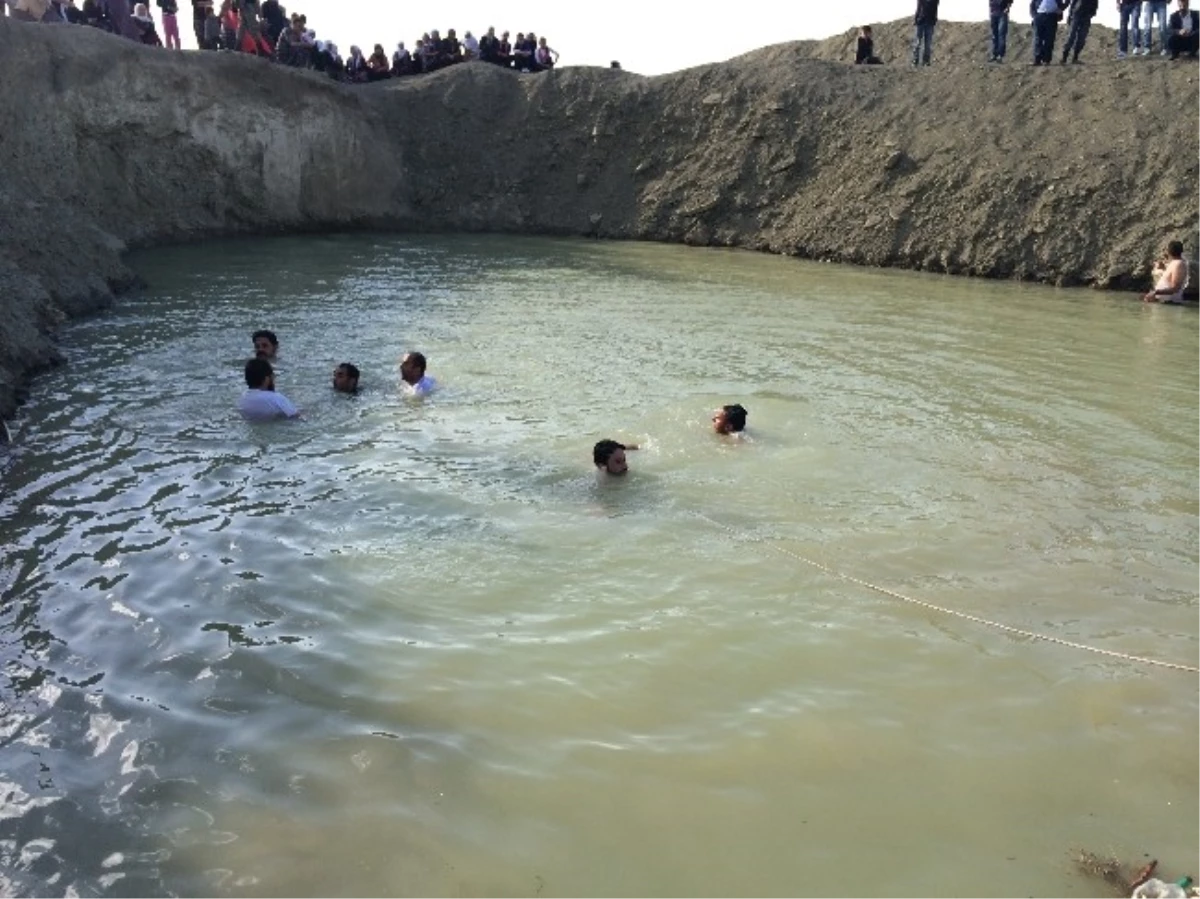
[1061,0,1098,61]
[1141,0,1170,52]
[1167,0,1200,57]
[1118,0,1142,55]
[989,0,1013,60]
[1032,0,1065,63]
[913,0,939,65]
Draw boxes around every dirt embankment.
[0,16,1196,422]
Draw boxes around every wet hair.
[337,362,360,389]
[245,357,273,389]
[1168,240,1184,258]
[252,329,279,348]
[593,439,625,468]
[405,352,427,375]
[722,404,748,432]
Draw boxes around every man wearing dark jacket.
[912,0,939,66]
[989,0,1012,61]
[1167,0,1200,57]
[1060,0,1098,62]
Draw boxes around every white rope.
[694,513,1200,675]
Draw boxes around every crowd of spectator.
[2,0,563,80]
[852,0,1199,66]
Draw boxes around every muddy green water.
[0,234,1196,897]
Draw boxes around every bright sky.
[177,1,1130,73]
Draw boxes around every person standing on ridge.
[1061,0,1098,62]
[1118,0,1142,56]
[989,0,1013,61]
[1031,0,1066,64]
[1141,0,1170,53]
[912,0,939,66]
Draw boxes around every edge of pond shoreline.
[1,16,1197,429]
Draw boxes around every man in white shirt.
[1167,0,1200,57]
[400,352,437,396]
[238,357,300,420]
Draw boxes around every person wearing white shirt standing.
[238,357,300,420]
[400,352,437,397]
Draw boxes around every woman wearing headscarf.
[130,2,162,44]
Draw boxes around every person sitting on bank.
[276,15,309,65]
[1168,0,1200,58]
[131,2,162,44]
[367,43,391,79]
[346,45,369,81]
[392,42,413,75]
[534,36,558,69]
[239,358,300,420]
[593,439,639,476]
[332,362,360,394]
[400,352,436,396]
[855,25,883,64]
[252,329,278,359]
[1144,240,1190,304]
[712,403,748,435]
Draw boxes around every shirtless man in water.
[1144,240,1190,304]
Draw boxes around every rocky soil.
[0,16,1196,423]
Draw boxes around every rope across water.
[694,512,1200,675]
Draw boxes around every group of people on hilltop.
[3,0,562,80]
[353,28,560,81]
[852,0,1198,67]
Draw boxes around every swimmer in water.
[238,358,299,420]
[711,403,748,435]
[252,329,279,359]
[1144,240,1190,304]
[332,362,360,394]
[593,439,639,475]
[400,351,436,396]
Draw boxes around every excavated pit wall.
[1,17,1196,422]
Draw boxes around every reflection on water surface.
[0,234,1196,897]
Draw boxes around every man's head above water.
[244,357,275,390]
[252,329,279,359]
[593,439,639,475]
[712,403,748,434]
[400,351,427,386]
[332,362,359,394]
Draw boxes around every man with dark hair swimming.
[400,351,436,396]
[712,404,748,434]
[593,439,639,475]
[332,362,360,394]
[252,329,279,359]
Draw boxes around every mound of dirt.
[0,16,1196,422]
